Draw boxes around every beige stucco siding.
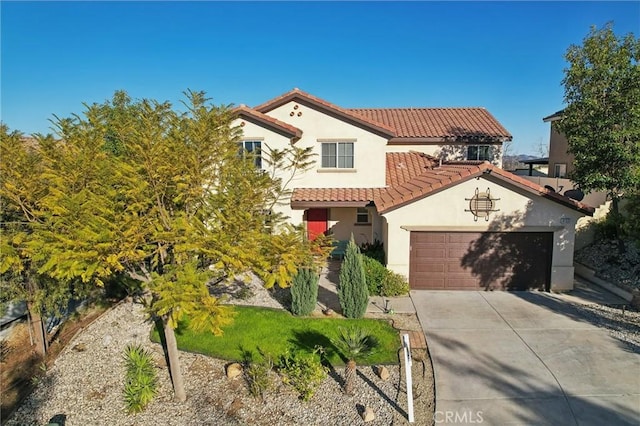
[382,175,584,291]
[549,124,574,177]
[232,118,301,223]
[264,101,388,188]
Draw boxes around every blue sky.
[1,1,638,155]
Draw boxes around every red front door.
[307,209,328,240]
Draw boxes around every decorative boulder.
[361,406,375,422]
[375,365,390,381]
[226,363,243,380]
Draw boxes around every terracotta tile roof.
[253,88,511,141]
[291,187,384,208]
[254,89,396,137]
[349,108,512,141]
[291,153,593,215]
[380,152,594,215]
[234,105,303,139]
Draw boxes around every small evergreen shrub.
[361,255,409,297]
[361,255,386,295]
[380,271,410,297]
[245,354,274,400]
[123,344,158,414]
[277,349,328,401]
[623,191,640,244]
[290,268,319,316]
[338,238,369,318]
[593,210,622,241]
[360,239,385,264]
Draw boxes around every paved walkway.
[412,289,640,426]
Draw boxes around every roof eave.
[291,200,371,209]
[235,108,303,140]
[255,90,396,138]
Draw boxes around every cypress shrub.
[338,239,369,318]
[291,268,319,316]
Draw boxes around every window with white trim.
[321,142,354,168]
[467,145,492,161]
[554,163,567,178]
[239,140,262,168]
[356,207,370,224]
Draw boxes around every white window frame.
[356,207,370,224]
[321,142,354,169]
[239,140,262,168]
[554,163,567,178]
[467,145,492,162]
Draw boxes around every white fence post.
[402,333,414,423]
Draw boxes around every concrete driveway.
[411,290,640,425]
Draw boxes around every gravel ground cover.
[566,301,640,352]
[6,279,433,425]
[575,238,640,289]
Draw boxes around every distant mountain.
[516,154,545,161]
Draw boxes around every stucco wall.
[382,175,586,291]
[548,124,575,178]
[264,101,388,188]
[232,118,301,223]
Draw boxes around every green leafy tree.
[557,23,640,252]
[0,126,90,356]
[290,268,319,316]
[338,238,369,318]
[3,91,325,402]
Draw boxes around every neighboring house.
[233,89,594,292]
[518,157,549,177]
[543,109,574,178]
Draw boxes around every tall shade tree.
[8,91,326,401]
[0,126,90,356]
[557,23,640,251]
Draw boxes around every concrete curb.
[574,262,637,303]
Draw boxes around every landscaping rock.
[322,308,334,316]
[226,362,243,380]
[375,365,390,381]
[101,334,112,347]
[361,406,375,422]
[5,300,428,426]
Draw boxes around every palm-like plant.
[333,326,377,395]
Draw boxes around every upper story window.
[554,163,567,178]
[321,142,354,168]
[239,140,262,168]
[467,145,492,162]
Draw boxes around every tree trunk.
[27,302,48,357]
[344,360,356,395]
[163,318,187,402]
[611,196,626,254]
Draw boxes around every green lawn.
[151,306,400,366]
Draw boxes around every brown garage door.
[409,232,553,291]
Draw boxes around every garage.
[409,231,553,291]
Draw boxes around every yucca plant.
[123,343,158,414]
[333,326,377,395]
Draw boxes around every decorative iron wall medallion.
[465,188,500,221]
